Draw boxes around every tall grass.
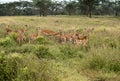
[0,16,120,81]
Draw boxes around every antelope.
[73,35,89,48]
[17,30,26,45]
[5,25,13,34]
[39,28,56,36]
[20,25,27,34]
[28,33,38,43]
[54,30,67,44]
[73,28,94,48]
[16,25,28,45]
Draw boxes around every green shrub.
[8,32,18,41]
[106,57,120,72]
[0,52,58,81]
[0,52,23,81]
[59,45,79,58]
[88,56,106,70]
[0,52,7,81]
[0,37,14,47]
[4,53,23,81]
[16,54,58,81]
[76,28,84,33]
[34,45,54,59]
[104,37,117,48]
[83,49,120,73]
[17,44,35,53]
[36,36,47,44]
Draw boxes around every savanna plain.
[0,16,120,81]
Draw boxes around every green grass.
[0,16,120,81]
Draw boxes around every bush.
[34,45,54,59]
[0,52,23,81]
[16,44,35,53]
[16,54,58,81]
[103,37,117,48]
[0,37,14,47]
[0,52,7,81]
[59,45,80,58]
[83,50,120,73]
[0,52,59,81]
[36,36,47,44]
[88,56,106,70]
[8,32,18,41]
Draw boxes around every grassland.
[0,16,120,81]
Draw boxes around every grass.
[0,15,120,81]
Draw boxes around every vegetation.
[0,0,120,17]
[0,16,120,81]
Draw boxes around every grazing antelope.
[5,25,13,34]
[16,25,28,45]
[28,33,38,43]
[39,28,56,36]
[73,28,94,48]
[17,30,26,45]
[74,35,89,48]
[54,30,66,44]
[58,31,67,44]
[20,25,27,34]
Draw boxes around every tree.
[50,1,63,15]
[65,1,78,15]
[32,0,51,16]
[115,0,120,16]
[78,0,99,18]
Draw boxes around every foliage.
[34,45,54,59]
[0,37,14,47]
[36,36,48,44]
[0,0,120,16]
[0,52,59,81]
[59,45,83,58]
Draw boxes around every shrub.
[0,37,14,47]
[34,45,54,59]
[16,54,58,81]
[88,56,106,70]
[4,53,23,81]
[36,36,47,44]
[0,52,59,81]
[0,52,7,81]
[8,32,18,41]
[104,37,117,48]
[0,52,23,81]
[17,44,35,53]
[83,49,120,73]
[59,45,79,58]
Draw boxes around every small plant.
[8,32,18,41]
[36,36,47,44]
[88,56,106,70]
[104,37,117,48]
[59,45,79,58]
[0,37,14,47]
[34,45,54,59]
[18,44,35,53]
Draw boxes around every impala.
[16,25,28,45]
[39,29,56,36]
[5,25,13,34]
[73,28,94,48]
[28,33,38,43]
[17,30,26,45]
